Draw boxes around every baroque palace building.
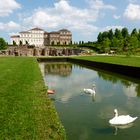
[11,27,72,47]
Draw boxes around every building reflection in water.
[44,62,72,77]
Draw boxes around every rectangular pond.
[39,61,140,140]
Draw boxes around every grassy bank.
[72,55,140,67]
[0,57,66,140]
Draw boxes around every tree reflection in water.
[97,71,140,97]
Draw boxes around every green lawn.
[0,57,66,140]
[73,55,140,67]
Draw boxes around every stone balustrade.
[0,46,83,56]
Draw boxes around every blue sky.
[1,0,140,43]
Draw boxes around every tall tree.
[129,36,139,51]
[102,31,109,40]
[121,27,129,38]
[79,41,81,45]
[97,32,103,42]
[123,37,129,51]
[131,28,138,37]
[0,38,7,50]
[102,38,111,53]
[114,28,122,39]
[108,29,114,40]
[111,37,119,49]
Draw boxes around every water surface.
[40,62,140,140]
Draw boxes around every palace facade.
[11,27,72,47]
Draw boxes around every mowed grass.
[0,57,66,140]
[73,55,140,67]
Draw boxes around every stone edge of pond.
[68,58,140,79]
[37,57,140,79]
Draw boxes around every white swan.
[83,84,96,95]
[109,109,138,125]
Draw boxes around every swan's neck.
[115,112,118,117]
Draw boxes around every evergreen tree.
[79,41,81,45]
[129,36,139,51]
[97,32,103,42]
[131,28,138,37]
[114,28,122,39]
[138,29,140,41]
[102,31,109,40]
[108,29,114,40]
[91,27,140,54]
[121,28,129,38]
[111,37,119,49]
[123,37,129,51]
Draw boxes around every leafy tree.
[108,29,114,40]
[129,36,139,52]
[138,29,140,41]
[0,38,7,50]
[82,27,140,55]
[131,28,138,37]
[111,37,119,49]
[101,38,111,53]
[123,37,129,51]
[97,32,103,42]
[121,27,129,38]
[114,28,122,39]
[117,39,124,53]
[79,41,81,45]
[102,31,109,40]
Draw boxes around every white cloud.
[23,0,115,36]
[124,3,140,20]
[86,0,116,10]
[0,21,21,31]
[24,0,97,28]
[0,0,21,16]
[113,15,121,19]
[123,84,137,98]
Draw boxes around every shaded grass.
[72,55,140,67]
[0,57,66,140]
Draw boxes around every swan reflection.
[111,123,134,135]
